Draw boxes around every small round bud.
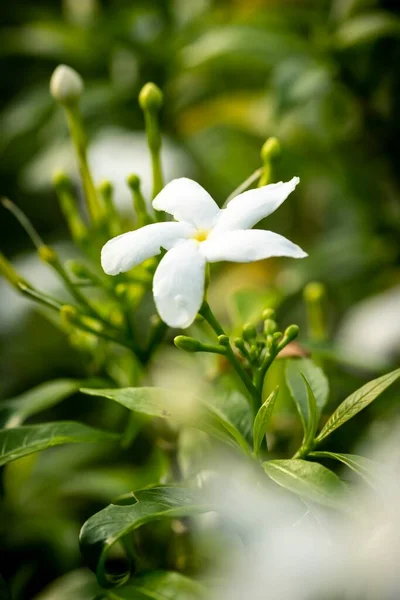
[261,137,281,163]
[234,338,246,351]
[39,246,58,265]
[60,304,78,323]
[304,282,325,303]
[262,308,275,320]
[242,323,256,341]
[139,83,163,112]
[68,260,89,279]
[126,173,141,191]
[52,170,73,193]
[264,319,277,335]
[174,335,201,352]
[284,324,299,342]
[98,180,113,197]
[50,64,83,105]
[217,335,230,347]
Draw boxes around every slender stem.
[199,301,259,411]
[2,198,44,249]
[18,283,64,311]
[223,167,263,207]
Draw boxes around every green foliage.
[252,386,279,457]
[0,422,119,466]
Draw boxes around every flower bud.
[264,319,277,335]
[126,173,141,191]
[138,82,163,112]
[262,308,275,320]
[304,282,325,304]
[50,65,83,105]
[52,170,73,193]
[242,323,256,341]
[60,304,78,324]
[283,324,299,342]
[39,245,58,265]
[174,335,201,352]
[0,252,27,290]
[217,335,230,347]
[261,137,281,164]
[98,180,113,198]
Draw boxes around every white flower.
[101,177,307,328]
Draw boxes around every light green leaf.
[335,12,400,48]
[263,459,346,508]
[300,374,318,451]
[309,451,381,488]
[79,486,210,588]
[81,387,252,455]
[315,368,400,443]
[97,570,206,599]
[0,422,119,466]
[286,359,328,437]
[252,387,279,457]
[0,379,81,428]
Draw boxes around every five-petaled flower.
[101,177,307,328]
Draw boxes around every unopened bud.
[283,324,299,342]
[98,180,113,198]
[52,170,73,193]
[138,82,163,112]
[50,65,83,105]
[304,282,325,303]
[242,323,256,341]
[68,260,90,279]
[174,335,201,352]
[264,319,277,335]
[126,174,141,191]
[217,335,230,347]
[0,252,27,289]
[60,304,78,324]
[39,246,58,265]
[261,137,281,164]
[262,308,275,320]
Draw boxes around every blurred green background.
[1,0,400,597]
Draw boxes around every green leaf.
[300,374,318,452]
[79,486,209,588]
[0,422,119,466]
[263,459,346,508]
[33,568,99,600]
[315,368,400,443]
[285,358,329,435]
[81,387,252,455]
[97,570,206,599]
[309,451,381,488]
[335,12,400,48]
[0,379,81,428]
[252,387,279,456]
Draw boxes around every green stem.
[200,301,259,411]
[223,167,263,207]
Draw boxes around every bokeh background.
[1,0,400,598]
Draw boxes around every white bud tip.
[50,64,83,104]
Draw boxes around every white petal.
[213,177,300,233]
[101,222,193,275]
[152,178,220,230]
[201,229,307,263]
[153,240,206,328]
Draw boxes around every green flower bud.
[174,335,201,352]
[52,170,74,193]
[283,324,299,342]
[304,282,325,303]
[264,319,277,335]
[138,82,163,112]
[234,338,246,351]
[38,245,58,265]
[242,323,256,341]
[60,304,78,324]
[50,64,83,105]
[218,335,230,347]
[98,180,113,198]
[0,251,27,290]
[68,261,90,279]
[262,308,275,320]
[261,137,281,164]
[126,173,141,191]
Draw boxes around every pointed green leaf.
[335,12,400,49]
[300,374,318,451]
[309,451,381,488]
[315,368,400,443]
[81,387,252,455]
[97,570,206,599]
[252,387,279,456]
[0,422,119,466]
[79,486,210,588]
[263,459,346,508]
[285,358,329,435]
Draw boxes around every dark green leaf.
[0,379,81,428]
[285,358,329,434]
[253,387,279,456]
[309,451,381,488]
[315,368,400,443]
[81,387,252,455]
[300,374,318,451]
[263,459,346,508]
[0,422,119,466]
[97,570,206,599]
[79,486,209,588]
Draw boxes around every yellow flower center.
[193,230,209,242]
